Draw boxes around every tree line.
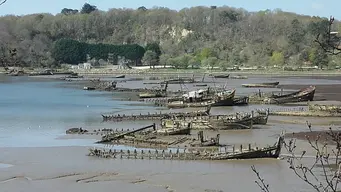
[51,38,146,65]
[0,3,340,69]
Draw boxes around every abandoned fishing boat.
[83,86,95,90]
[138,82,168,99]
[230,75,248,79]
[115,75,125,78]
[242,82,280,88]
[66,127,88,134]
[268,86,316,104]
[249,86,316,104]
[213,74,230,78]
[193,84,208,87]
[88,134,284,161]
[163,110,269,130]
[167,89,236,109]
[101,106,211,122]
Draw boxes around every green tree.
[142,50,157,69]
[145,42,162,60]
[188,56,201,69]
[287,18,305,54]
[198,48,215,61]
[81,3,97,14]
[270,51,284,66]
[309,46,329,69]
[51,38,86,64]
[218,60,229,71]
[159,54,171,68]
[202,57,218,70]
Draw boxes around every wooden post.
[240,144,243,152]
[233,145,235,154]
[249,144,251,151]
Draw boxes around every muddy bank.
[0,146,309,192]
[285,129,341,145]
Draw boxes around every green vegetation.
[0,4,340,69]
[51,38,145,65]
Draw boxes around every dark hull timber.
[242,82,280,88]
[101,107,211,122]
[270,86,316,104]
[249,86,316,104]
[213,74,230,78]
[88,135,284,161]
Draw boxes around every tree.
[309,46,329,69]
[137,6,147,11]
[145,42,162,60]
[270,51,284,66]
[198,48,215,61]
[202,56,218,70]
[188,56,201,69]
[0,0,6,6]
[287,18,305,54]
[61,8,79,15]
[159,54,171,68]
[81,3,97,14]
[314,16,341,55]
[218,60,229,71]
[142,50,157,69]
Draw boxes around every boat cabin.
[182,89,207,102]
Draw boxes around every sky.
[0,0,340,19]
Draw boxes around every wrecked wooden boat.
[249,86,316,104]
[163,111,268,130]
[101,106,211,122]
[167,89,236,109]
[230,75,248,79]
[138,82,168,99]
[66,127,88,134]
[88,135,284,161]
[268,86,316,104]
[115,75,125,78]
[213,74,230,78]
[83,86,95,90]
[193,84,208,87]
[242,82,279,88]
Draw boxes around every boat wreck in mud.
[165,89,237,109]
[88,134,284,161]
[242,82,279,88]
[249,86,316,104]
[257,101,341,117]
[213,74,230,79]
[101,106,211,122]
[138,82,169,99]
[164,110,269,130]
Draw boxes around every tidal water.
[0,75,155,147]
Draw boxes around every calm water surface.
[0,75,155,147]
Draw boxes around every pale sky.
[0,0,339,19]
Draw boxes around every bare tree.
[315,16,341,55]
[0,0,7,6]
[252,122,341,192]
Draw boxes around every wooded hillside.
[0,4,340,69]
